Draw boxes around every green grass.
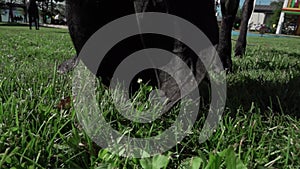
[0,25,300,168]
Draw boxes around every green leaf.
[235,158,247,169]
[140,155,170,169]
[152,155,170,169]
[224,146,247,169]
[140,158,152,169]
[5,156,11,164]
[205,153,222,169]
[11,127,18,132]
[179,157,204,169]
[225,147,236,169]
[191,157,203,169]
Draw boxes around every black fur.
[218,0,255,71]
[61,0,219,111]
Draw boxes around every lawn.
[0,25,299,168]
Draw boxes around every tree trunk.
[50,0,54,24]
[9,3,14,22]
[234,0,255,57]
[218,0,240,71]
[23,0,27,22]
[41,1,49,23]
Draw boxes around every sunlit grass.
[0,25,299,168]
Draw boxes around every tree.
[23,0,27,22]
[0,0,4,22]
[37,0,64,23]
[235,0,255,57]
[2,0,27,23]
[8,0,14,22]
[267,0,284,30]
[236,7,243,18]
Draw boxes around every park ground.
[0,25,300,168]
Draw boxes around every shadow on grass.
[50,30,69,34]
[226,74,300,118]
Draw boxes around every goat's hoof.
[57,56,79,74]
